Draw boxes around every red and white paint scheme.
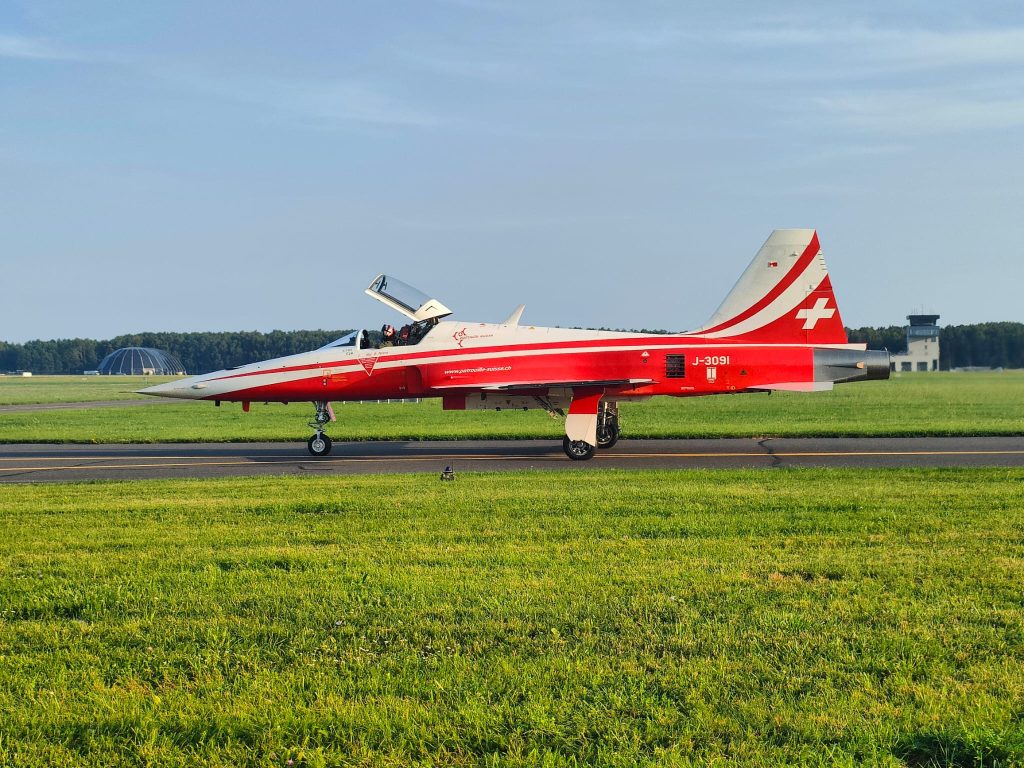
[142,230,890,460]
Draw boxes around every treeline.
[0,330,352,375]
[847,322,1024,369]
[3,323,1023,374]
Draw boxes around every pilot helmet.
[382,324,395,336]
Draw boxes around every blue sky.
[2,1,1022,343]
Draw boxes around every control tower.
[889,314,940,372]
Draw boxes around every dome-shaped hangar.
[98,347,186,376]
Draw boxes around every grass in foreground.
[2,469,1023,766]
[1,372,1023,443]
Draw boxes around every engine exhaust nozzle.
[814,348,890,385]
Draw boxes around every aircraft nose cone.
[138,378,207,399]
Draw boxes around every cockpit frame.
[365,274,452,322]
[320,275,451,353]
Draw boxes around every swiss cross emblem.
[796,298,836,330]
[358,353,380,375]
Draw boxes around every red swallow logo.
[452,327,493,348]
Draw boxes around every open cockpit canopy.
[365,275,452,322]
[318,276,451,353]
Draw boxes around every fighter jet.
[141,229,890,460]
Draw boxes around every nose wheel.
[307,400,335,456]
[307,433,332,456]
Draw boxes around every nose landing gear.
[307,400,335,456]
[307,433,332,457]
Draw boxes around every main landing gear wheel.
[563,437,596,461]
[596,420,620,449]
[307,433,332,457]
[596,401,620,449]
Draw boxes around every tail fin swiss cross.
[692,229,848,344]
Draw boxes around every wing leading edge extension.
[431,378,655,391]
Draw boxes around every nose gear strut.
[307,400,335,456]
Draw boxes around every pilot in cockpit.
[380,324,396,347]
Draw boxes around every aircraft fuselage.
[145,321,886,405]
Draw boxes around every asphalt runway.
[1,437,1022,483]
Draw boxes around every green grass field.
[2,469,1023,766]
[1,372,1022,443]
[0,375,174,405]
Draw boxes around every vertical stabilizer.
[692,229,848,344]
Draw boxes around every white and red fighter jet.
[142,229,890,460]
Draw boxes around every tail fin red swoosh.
[692,229,848,344]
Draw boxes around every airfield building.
[889,314,940,372]
[97,347,186,376]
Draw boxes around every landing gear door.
[365,275,453,322]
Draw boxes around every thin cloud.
[570,17,1024,137]
[572,16,1024,70]
[816,92,1024,135]
[283,81,439,128]
[399,49,529,84]
[434,0,510,11]
[718,24,1024,70]
[569,19,684,51]
[810,143,912,161]
[0,32,82,61]
[153,68,440,129]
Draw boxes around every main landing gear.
[596,401,620,450]
[562,437,596,460]
[307,400,334,456]
[562,400,620,461]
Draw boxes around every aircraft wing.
[432,378,654,391]
[748,381,834,392]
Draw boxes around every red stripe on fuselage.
[202,344,818,403]
[206,333,767,384]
